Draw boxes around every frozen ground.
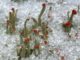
[0,0,80,60]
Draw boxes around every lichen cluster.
[6,8,17,34]
[16,3,52,60]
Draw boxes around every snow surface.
[0,0,80,60]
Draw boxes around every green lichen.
[18,4,52,59]
[6,8,17,34]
